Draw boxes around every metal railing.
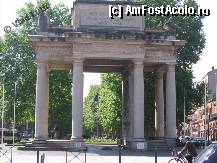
[0,146,13,163]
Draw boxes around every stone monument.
[28,0,185,150]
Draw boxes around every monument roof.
[74,0,143,5]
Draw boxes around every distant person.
[179,137,197,163]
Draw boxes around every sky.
[0,0,216,97]
[192,0,217,81]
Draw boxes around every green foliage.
[16,0,51,34]
[47,3,71,26]
[144,72,155,138]
[83,85,100,137]
[83,73,122,138]
[191,82,206,108]
[0,0,72,137]
[49,70,72,137]
[16,0,70,34]
[99,73,122,137]
[0,31,36,125]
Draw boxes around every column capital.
[37,62,49,71]
[73,59,84,66]
[133,60,144,69]
[166,64,176,72]
[133,60,143,65]
[155,71,164,79]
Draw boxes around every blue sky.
[0,0,216,97]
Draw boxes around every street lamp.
[207,109,210,145]
[204,79,207,147]
[13,81,17,146]
[1,77,4,146]
[183,87,186,136]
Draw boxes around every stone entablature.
[30,31,184,70]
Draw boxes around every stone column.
[166,64,176,138]
[131,61,145,148]
[35,63,49,141]
[71,59,84,143]
[155,71,164,138]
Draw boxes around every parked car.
[195,144,217,163]
[191,137,205,148]
[20,131,33,142]
[191,137,212,148]
[0,128,20,144]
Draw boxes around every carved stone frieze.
[35,46,73,60]
[145,49,176,62]
[73,42,145,59]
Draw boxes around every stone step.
[25,139,87,148]
[46,140,71,147]
[147,140,169,151]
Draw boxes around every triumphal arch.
[29,0,185,149]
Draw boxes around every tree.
[83,85,100,138]
[83,73,122,139]
[98,73,122,138]
[0,0,72,137]
[0,31,36,126]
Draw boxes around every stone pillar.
[166,64,176,139]
[155,71,164,138]
[71,59,84,143]
[131,61,145,149]
[35,63,49,141]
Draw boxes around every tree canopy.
[0,0,72,137]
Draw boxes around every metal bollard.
[118,144,122,163]
[41,153,45,163]
[117,138,123,163]
[155,148,157,163]
[37,150,40,163]
[11,147,13,163]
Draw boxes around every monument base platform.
[18,139,86,150]
[126,138,147,150]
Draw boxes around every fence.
[0,145,161,163]
[0,146,13,163]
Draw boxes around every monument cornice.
[29,32,185,48]
[74,0,143,6]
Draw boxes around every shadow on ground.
[86,144,172,157]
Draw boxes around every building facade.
[189,67,217,141]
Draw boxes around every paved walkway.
[0,145,204,163]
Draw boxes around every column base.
[70,137,85,148]
[31,139,47,147]
[127,138,147,150]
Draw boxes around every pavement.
[0,145,204,163]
